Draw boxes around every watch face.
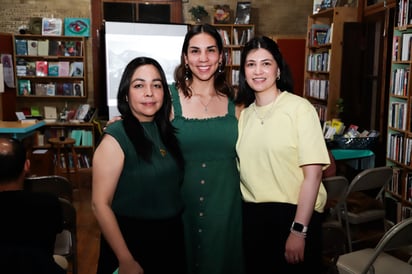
[293,222,304,232]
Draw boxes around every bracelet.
[290,228,307,238]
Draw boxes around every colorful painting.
[64,18,90,37]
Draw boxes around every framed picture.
[42,18,63,36]
[234,2,251,24]
[64,18,90,37]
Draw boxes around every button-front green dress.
[170,85,244,274]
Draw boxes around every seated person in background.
[0,136,65,274]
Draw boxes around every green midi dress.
[171,85,244,274]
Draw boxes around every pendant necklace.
[143,124,166,157]
[253,99,277,125]
[196,94,215,112]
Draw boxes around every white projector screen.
[105,22,188,119]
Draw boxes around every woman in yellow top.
[235,36,330,274]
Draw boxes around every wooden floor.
[71,179,100,274]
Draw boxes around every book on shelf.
[35,83,47,96]
[31,106,41,117]
[62,40,82,56]
[63,83,73,96]
[48,40,61,55]
[26,61,36,76]
[18,79,32,96]
[58,61,70,76]
[15,39,27,55]
[16,58,27,76]
[401,32,412,61]
[48,61,59,76]
[27,40,38,56]
[44,106,58,123]
[69,61,84,77]
[37,39,49,56]
[35,61,48,76]
[75,104,91,121]
[73,81,84,96]
[55,83,64,95]
[46,83,56,96]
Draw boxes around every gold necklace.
[143,124,166,157]
[253,100,276,125]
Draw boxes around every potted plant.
[189,5,209,23]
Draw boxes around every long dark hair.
[117,57,184,170]
[174,23,234,99]
[235,36,294,107]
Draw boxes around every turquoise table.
[331,149,375,170]
[0,120,46,140]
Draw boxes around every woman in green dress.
[171,24,244,274]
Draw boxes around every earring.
[218,62,223,73]
[184,64,190,80]
[125,96,128,102]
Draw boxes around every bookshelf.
[385,1,412,224]
[212,24,255,87]
[303,7,359,122]
[13,34,87,99]
[31,122,95,173]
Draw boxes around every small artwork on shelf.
[64,18,90,37]
[42,18,63,36]
[234,2,251,24]
[214,5,231,24]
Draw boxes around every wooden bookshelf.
[212,23,255,87]
[303,7,359,122]
[385,0,412,223]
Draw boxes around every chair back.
[323,176,349,201]
[24,175,73,202]
[347,166,393,195]
[361,217,412,273]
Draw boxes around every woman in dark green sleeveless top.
[92,57,186,274]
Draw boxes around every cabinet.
[32,122,95,173]
[385,3,412,223]
[13,34,87,98]
[303,7,358,122]
[212,24,255,86]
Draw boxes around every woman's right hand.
[118,259,144,274]
[104,116,123,130]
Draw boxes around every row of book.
[385,195,412,225]
[390,67,409,96]
[308,23,333,47]
[387,133,404,163]
[217,28,253,46]
[53,152,92,169]
[15,38,83,57]
[16,59,83,77]
[392,32,412,61]
[306,50,331,72]
[17,79,84,97]
[313,103,327,122]
[397,0,412,27]
[388,101,407,130]
[70,129,94,147]
[305,79,329,100]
